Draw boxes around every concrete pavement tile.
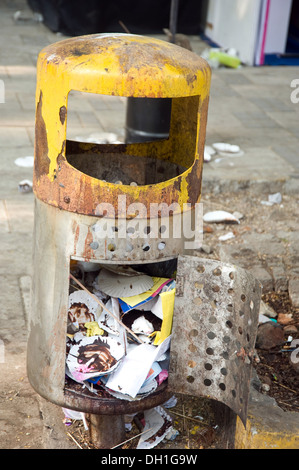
[94,108,127,134]
[0,232,33,276]
[272,144,299,170]
[4,197,34,234]
[0,275,26,328]
[230,84,292,101]
[266,111,299,129]
[0,109,35,127]
[19,275,31,324]
[0,200,10,232]
[249,96,296,113]
[15,92,35,111]
[215,70,253,85]
[233,111,280,128]
[203,147,295,183]
[67,91,97,113]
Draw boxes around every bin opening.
[64,92,199,185]
[65,258,177,404]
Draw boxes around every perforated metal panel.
[168,255,261,426]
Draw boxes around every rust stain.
[59,105,67,125]
[72,220,77,233]
[73,224,80,256]
[83,228,96,261]
[34,90,50,184]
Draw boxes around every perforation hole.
[212,285,220,293]
[189,329,198,337]
[158,241,166,250]
[241,294,246,302]
[207,331,216,340]
[197,265,205,273]
[108,243,116,252]
[127,227,135,237]
[188,360,196,368]
[194,297,202,305]
[213,267,222,276]
[219,383,226,391]
[238,326,243,335]
[205,363,213,371]
[187,376,195,384]
[206,347,214,355]
[142,243,150,252]
[204,379,212,386]
[232,390,237,398]
[226,320,233,329]
[220,367,228,376]
[188,344,197,353]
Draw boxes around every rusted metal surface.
[87,414,125,449]
[33,34,211,217]
[27,199,172,414]
[168,255,261,426]
[64,380,170,416]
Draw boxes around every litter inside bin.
[65,261,175,403]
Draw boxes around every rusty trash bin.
[27,33,213,448]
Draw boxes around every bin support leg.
[87,414,126,449]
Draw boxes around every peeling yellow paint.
[235,415,299,449]
[33,33,211,217]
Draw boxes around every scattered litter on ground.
[13,9,43,23]
[135,406,173,449]
[255,291,299,412]
[218,231,235,241]
[212,143,241,154]
[204,145,216,162]
[204,142,244,163]
[62,408,89,430]
[203,210,240,224]
[18,179,32,193]
[201,47,241,69]
[261,192,283,206]
[14,156,34,167]
[259,300,277,319]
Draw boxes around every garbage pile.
[65,261,177,446]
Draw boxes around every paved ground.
[0,0,299,449]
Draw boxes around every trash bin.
[27,33,212,447]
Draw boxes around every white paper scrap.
[106,336,171,398]
[137,406,173,449]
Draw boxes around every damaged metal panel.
[168,255,261,426]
